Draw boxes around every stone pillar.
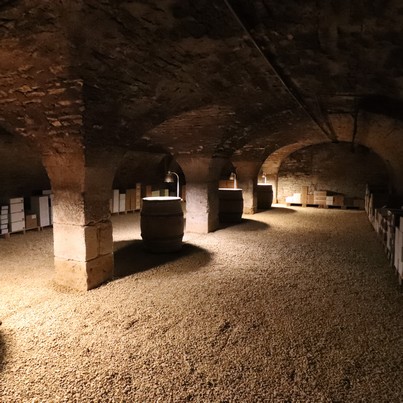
[235,160,260,214]
[178,156,226,233]
[43,150,120,291]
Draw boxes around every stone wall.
[277,142,389,202]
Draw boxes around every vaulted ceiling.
[0,0,402,190]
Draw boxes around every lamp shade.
[164,172,174,183]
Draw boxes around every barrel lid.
[143,196,182,201]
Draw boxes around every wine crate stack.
[0,190,54,238]
[1,204,9,235]
[285,186,364,209]
[109,182,187,215]
[364,184,403,285]
[385,209,403,265]
[394,217,403,284]
[110,184,142,215]
[9,197,25,233]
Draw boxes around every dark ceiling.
[0,0,402,165]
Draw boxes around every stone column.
[235,160,260,214]
[43,150,120,291]
[178,156,226,233]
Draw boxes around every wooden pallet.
[1,226,43,239]
[286,203,363,210]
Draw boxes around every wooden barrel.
[218,188,244,223]
[257,184,273,209]
[140,197,184,252]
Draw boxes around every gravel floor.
[0,206,402,402]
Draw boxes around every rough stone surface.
[1,1,403,193]
[277,142,389,203]
[54,253,114,292]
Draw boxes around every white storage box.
[112,190,119,213]
[10,220,25,232]
[119,194,126,212]
[9,197,23,204]
[10,202,24,214]
[9,211,24,222]
[30,196,50,227]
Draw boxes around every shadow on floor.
[256,206,297,215]
[218,218,269,232]
[113,240,212,279]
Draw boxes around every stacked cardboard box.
[25,214,38,230]
[325,195,344,206]
[314,191,327,205]
[375,208,388,248]
[30,195,50,227]
[395,217,403,282]
[301,186,308,205]
[111,189,120,213]
[386,209,403,265]
[285,193,302,204]
[119,193,126,212]
[125,189,136,212]
[1,205,9,235]
[9,197,25,232]
[135,183,141,210]
[111,186,144,214]
[42,190,54,225]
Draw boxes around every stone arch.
[0,126,50,200]
[329,112,403,197]
[275,142,390,204]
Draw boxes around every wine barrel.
[218,188,243,223]
[257,184,273,209]
[140,197,184,252]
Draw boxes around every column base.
[54,253,114,291]
[185,212,219,233]
[243,207,256,214]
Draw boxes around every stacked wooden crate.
[124,189,136,212]
[25,213,38,230]
[373,208,388,248]
[135,183,141,209]
[285,193,302,204]
[394,217,403,284]
[313,191,327,206]
[30,195,51,228]
[285,187,365,209]
[325,194,345,207]
[0,191,53,237]
[9,197,25,233]
[385,209,403,266]
[366,186,389,225]
[1,205,9,235]
[110,184,147,214]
